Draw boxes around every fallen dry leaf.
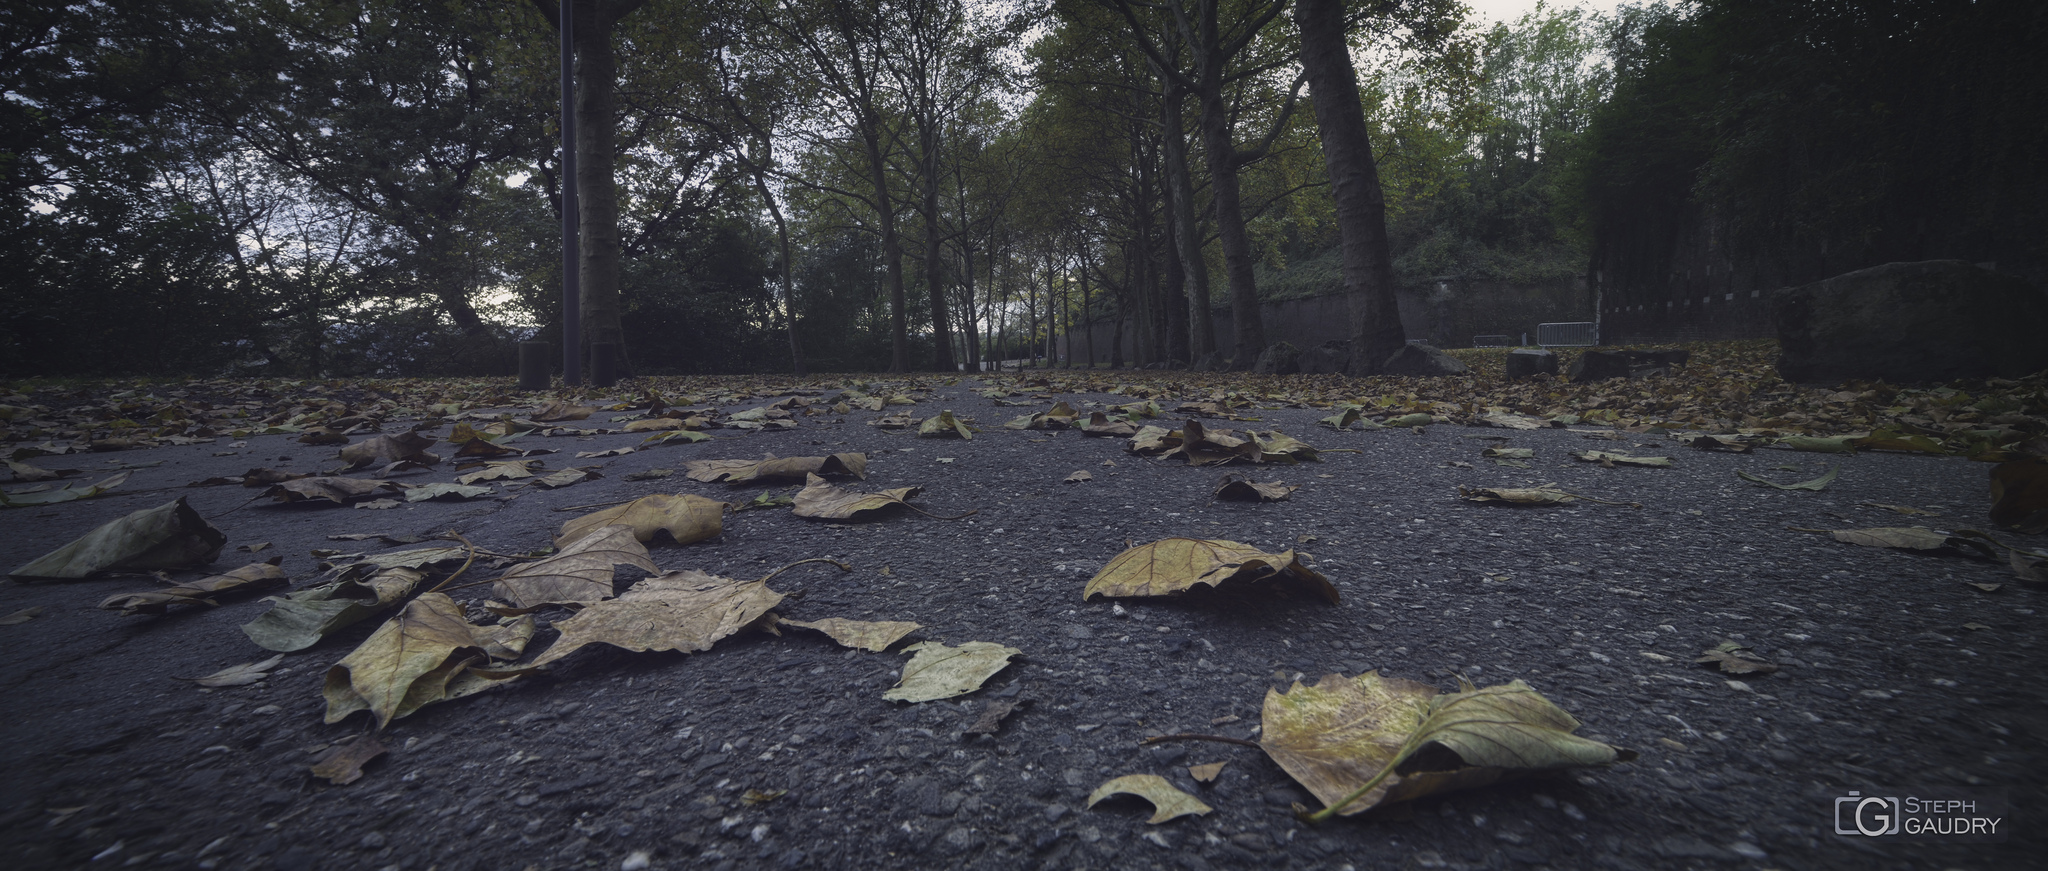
[777,616,921,652]
[492,524,658,609]
[1736,467,1837,490]
[0,470,129,508]
[183,654,286,687]
[309,735,386,785]
[917,410,974,439]
[1695,641,1779,675]
[456,459,537,485]
[883,641,1020,702]
[1085,538,1337,603]
[557,494,724,548]
[338,432,440,470]
[1188,761,1228,783]
[1814,526,1998,558]
[1064,471,1092,483]
[99,559,286,615]
[792,474,923,521]
[1086,774,1213,824]
[1458,485,1576,505]
[322,592,488,728]
[10,497,226,580]
[264,476,400,505]
[240,567,423,652]
[1574,450,1672,468]
[532,467,600,489]
[1989,458,2048,533]
[1263,673,1634,820]
[966,699,1024,735]
[528,569,786,667]
[1213,474,1297,502]
[0,606,41,625]
[684,453,867,484]
[404,482,493,502]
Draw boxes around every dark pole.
[560,0,582,385]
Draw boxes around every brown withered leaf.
[239,467,309,487]
[684,453,867,484]
[623,417,685,433]
[1989,458,2048,533]
[1458,485,1575,505]
[99,558,286,615]
[883,641,1021,702]
[530,399,596,422]
[1084,538,1338,604]
[456,458,538,485]
[1080,412,1139,437]
[309,735,386,786]
[1263,673,1633,820]
[966,698,1024,735]
[527,569,786,667]
[265,476,400,505]
[448,423,520,458]
[7,459,77,482]
[1188,761,1228,783]
[1696,641,1778,675]
[1064,470,1092,483]
[1816,526,1999,558]
[917,410,974,439]
[338,432,440,470]
[777,616,921,652]
[321,592,486,728]
[239,567,424,652]
[297,428,350,446]
[0,606,41,625]
[492,524,658,609]
[792,473,922,521]
[556,494,725,548]
[576,447,635,459]
[531,467,600,489]
[1213,474,1297,502]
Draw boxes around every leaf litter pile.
[1,341,2044,869]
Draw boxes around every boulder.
[1776,260,2048,384]
[1297,340,1351,375]
[1189,351,1226,373]
[1568,350,1632,382]
[1504,348,1559,380]
[1381,343,1471,377]
[1252,342,1301,375]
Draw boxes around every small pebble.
[620,850,652,871]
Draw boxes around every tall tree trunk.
[1295,0,1405,374]
[859,128,910,372]
[921,157,955,372]
[1161,86,1215,357]
[1162,222,1189,362]
[1194,80,1265,366]
[751,171,806,375]
[572,0,638,375]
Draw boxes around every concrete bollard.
[517,341,550,390]
[590,342,617,388]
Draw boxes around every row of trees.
[14,1,2019,378]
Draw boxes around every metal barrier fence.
[1471,335,1514,348]
[1537,322,1598,347]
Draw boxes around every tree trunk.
[574,1,629,375]
[752,171,805,375]
[922,162,954,372]
[1195,80,1265,366]
[1296,0,1406,373]
[1161,86,1215,357]
[859,128,910,372]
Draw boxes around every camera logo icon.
[1835,791,1902,836]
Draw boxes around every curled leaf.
[99,559,286,615]
[492,524,657,609]
[918,410,974,439]
[684,453,867,484]
[792,474,923,521]
[556,494,725,548]
[1458,486,1575,505]
[1084,538,1338,604]
[10,497,226,580]
[183,654,286,688]
[240,567,423,652]
[309,735,386,786]
[1696,641,1778,675]
[1736,466,1837,491]
[338,432,440,470]
[1213,474,1297,502]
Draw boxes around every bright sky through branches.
[1464,0,1629,26]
